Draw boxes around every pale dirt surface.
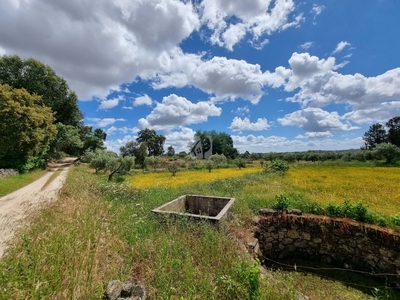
[0,157,76,258]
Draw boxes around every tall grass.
[1,163,398,299]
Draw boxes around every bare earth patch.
[0,157,76,258]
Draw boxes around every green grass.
[0,164,398,299]
[0,169,47,197]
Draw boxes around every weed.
[273,194,291,210]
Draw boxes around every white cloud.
[138,94,221,131]
[296,132,333,139]
[164,127,196,153]
[0,0,200,99]
[200,0,302,50]
[106,126,119,136]
[249,38,269,50]
[342,101,400,124]
[285,52,337,92]
[87,117,126,127]
[153,51,290,104]
[311,5,325,16]
[134,94,153,106]
[288,67,400,109]
[104,135,137,154]
[278,108,360,132]
[332,41,351,54]
[300,41,314,50]
[232,134,362,153]
[98,97,120,110]
[229,117,270,132]
[232,106,250,116]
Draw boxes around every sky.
[1,0,400,154]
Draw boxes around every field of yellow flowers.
[131,167,261,189]
[282,165,400,216]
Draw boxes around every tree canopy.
[192,130,238,159]
[0,55,82,126]
[386,116,400,147]
[362,123,387,149]
[136,128,166,156]
[0,84,57,171]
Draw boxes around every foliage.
[272,194,291,210]
[51,123,84,156]
[167,145,175,156]
[325,200,373,222]
[136,128,166,156]
[168,162,179,176]
[362,123,387,149]
[120,140,147,167]
[373,143,400,164]
[106,155,135,181]
[0,55,82,126]
[0,84,57,171]
[204,159,214,173]
[144,156,163,170]
[386,116,400,147]
[234,158,246,169]
[192,130,238,159]
[87,149,117,174]
[210,153,228,165]
[265,159,289,173]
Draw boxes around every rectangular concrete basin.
[152,195,235,223]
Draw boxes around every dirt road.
[0,157,76,258]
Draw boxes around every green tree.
[0,84,57,171]
[0,55,82,126]
[80,126,106,153]
[106,155,135,181]
[167,145,175,156]
[192,130,238,159]
[362,123,387,149]
[120,140,147,168]
[386,116,400,147]
[373,143,400,164]
[51,123,84,156]
[136,128,166,156]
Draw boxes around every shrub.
[307,202,324,215]
[272,194,290,210]
[265,159,289,173]
[168,162,179,176]
[234,158,246,169]
[204,159,214,173]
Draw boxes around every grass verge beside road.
[0,169,47,197]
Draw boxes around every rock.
[105,280,123,300]
[105,278,146,300]
[0,168,18,179]
[287,209,302,215]
[297,291,310,300]
[259,208,278,216]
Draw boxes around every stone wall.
[255,210,400,287]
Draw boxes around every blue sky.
[1,0,400,154]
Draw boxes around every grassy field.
[0,163,399,299]
[0,169,47,197]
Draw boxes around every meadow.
[0,162,399,299]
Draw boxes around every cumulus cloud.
[87,117,126,127]
[200,0,302,50]
[288,68,400,109]
[232,134,362,153]
[0,0,199,99]
[285,52,337,92]
[153,51,290,104]
[229,117,270,132]
[332,41,351,54]
[138,94,221,130]
[134,94,153,106]
[278,108,359,132]
[232,106,250,116]
[98,97,120,110]
[296,132,333,139]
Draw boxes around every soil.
[0,157,77,258]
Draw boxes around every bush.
[234,158,246,169]
[265,159,289,173]
[272,194,290,210]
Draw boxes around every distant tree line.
[0,55,106,172]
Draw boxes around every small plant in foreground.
[273,194,290,210]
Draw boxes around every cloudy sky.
[1,0,400,154]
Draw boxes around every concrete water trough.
[152,195,235,223]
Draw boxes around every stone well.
[152,195,235,223]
